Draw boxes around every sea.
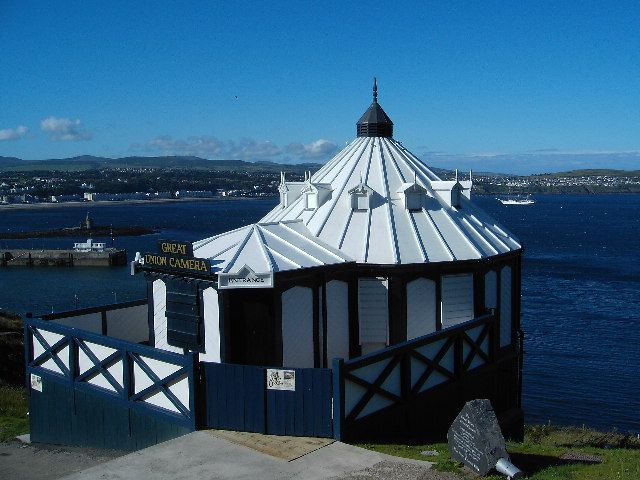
[1,194,638,433]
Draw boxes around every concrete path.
[60,431,450,480]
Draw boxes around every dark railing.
[37,299,147,321]
[333,311,497,440]
[34,299,149,343]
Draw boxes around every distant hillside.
[0,155,323,174]
[533,168,640,178]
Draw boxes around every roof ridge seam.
[253,225,279,273]
[222,224,258,273]
[314,138,361,183]
[363,205,373,263]
[278,221,350,262]
[260,224,329,265]
[459,216,499,256]
[193,223,251,250]
[265,246,302,270]
[314,137,373,237]
[439,205,483,258]
[407,210,429,262]
[338,209,354,250]
[423,208,455,261]
[378,137,400,264]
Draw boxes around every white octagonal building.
[141,80,524,439]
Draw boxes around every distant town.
[1,155,639,205]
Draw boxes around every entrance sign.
[266,369,295,391]
[218,265,273,289]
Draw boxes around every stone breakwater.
[1,248,127,267]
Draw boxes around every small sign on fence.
[30,373,43,392]
[266,369,296,391]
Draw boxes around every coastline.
[0,196,276,211]
[2,192,638,212]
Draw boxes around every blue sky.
[1,1,639,174]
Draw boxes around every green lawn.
[0,386,29,442]
[360,425,640,479]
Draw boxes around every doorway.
[224,289,276,366]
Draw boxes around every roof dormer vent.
[398,174,427,211]
[299,171,332,211]
[430,170,473,209]
[349,174,374,211]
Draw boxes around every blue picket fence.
[203,362,333,438]
[25,316,197,450]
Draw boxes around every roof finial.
[373,77,378,103]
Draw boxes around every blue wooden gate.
[25,317,197,450]
[203,362,333,438]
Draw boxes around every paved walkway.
[59,431,453,480]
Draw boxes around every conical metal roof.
[261,136,521,265]
[193,85,521,273]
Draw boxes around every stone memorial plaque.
[447,399,509,476]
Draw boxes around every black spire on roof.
[357,77,393,138]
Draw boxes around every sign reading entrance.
[143,239,211,275]
[266,369,295,391]
[218,265,273,289]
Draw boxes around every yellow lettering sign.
[161,242,187,255]
[143,252,210,275]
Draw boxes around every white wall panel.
[441,273,474,328]
[152,279,182,353]
[358,278,389,350]
[406,278,436,340]
[500,266,512,347]
[484,270,497,309]
[326,280,349,363]
[201,287,221,363]
[282,286,314,368]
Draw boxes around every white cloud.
[40,117,91,141]
[136,135,337,162]
[0,125,28,141]
[285,139,338,159]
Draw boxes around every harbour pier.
[1,248,127,267]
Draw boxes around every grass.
[0,386,29,442]
[0,310,25,387]
[360,425,640,479]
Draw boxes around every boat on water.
[73,238,107,252]
[497,195,535,205]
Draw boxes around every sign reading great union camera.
[157,240,193,257]
[143,239,211,275]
